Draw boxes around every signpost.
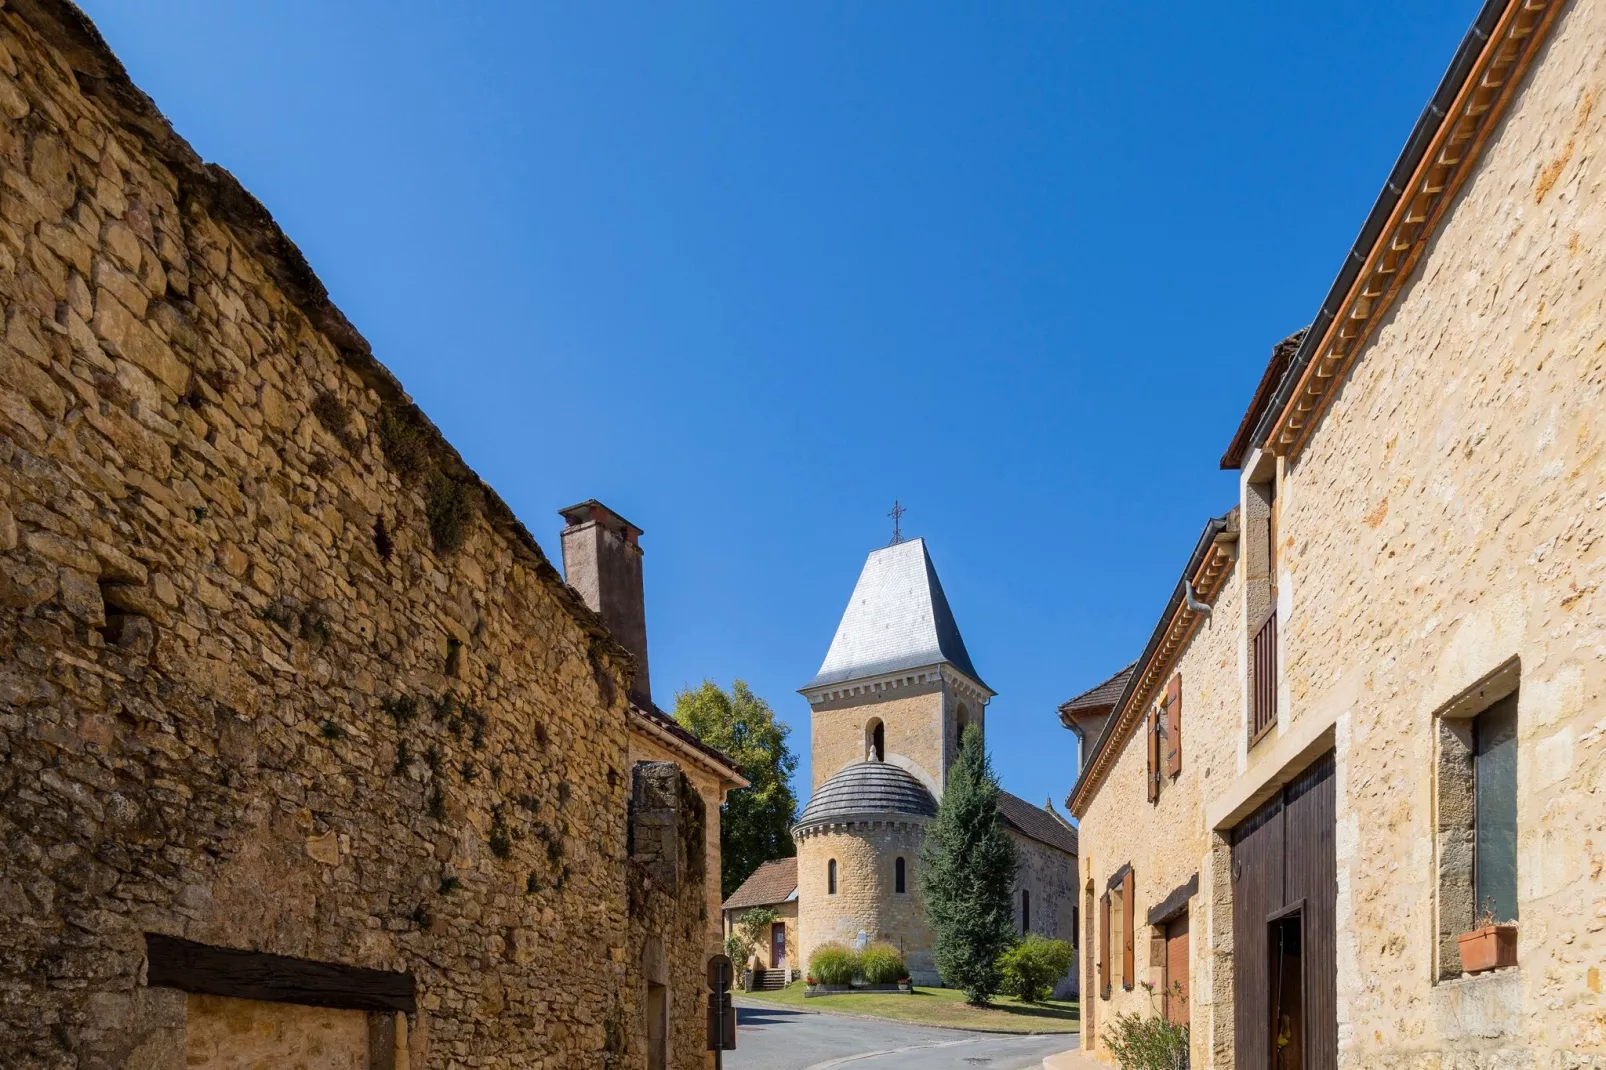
[706,954,735,1066]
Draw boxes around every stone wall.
[629,728,725,954]
[1010,832,1079,998]
[1075,1,1606,1066]
[627,762,710,1070]
[1271,0,1606,1060]
[722,900,798,973]
[794,821,935,983]
[0,4,711,1068]
[807,685,946,793]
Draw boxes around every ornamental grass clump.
[808,942,859,986]
[859,942,906,985]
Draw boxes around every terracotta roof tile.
[1059,663,1136,716]
[722,857,798,912]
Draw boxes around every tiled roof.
[1220,329,1307,470]
[794,762,939,829]
[1059,663,1136,716]
[631,702,744,782]
[997,791,1078,856]
[804,538,987,691]
[722,857,798,912]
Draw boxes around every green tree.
[673,680,798,898]
[920,722,1019,1005]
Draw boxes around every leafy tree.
[673,680,798,898]
[920,722,1019,1005]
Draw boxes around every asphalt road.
[725,1000,1078,1070]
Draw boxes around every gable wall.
[1265,0,1606,1059]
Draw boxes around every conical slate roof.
[804,538,986,690]
[794,762,939,830]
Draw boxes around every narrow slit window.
[1022,889,1031,934]
[827,859,838,895]
[894,857,906,894]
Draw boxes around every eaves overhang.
[1234,0,1565,469]
[1066,513,1237,818]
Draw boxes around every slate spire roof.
[804,538,987,691]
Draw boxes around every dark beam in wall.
[145,934,416,1014]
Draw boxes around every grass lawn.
[739,981,1079,1033]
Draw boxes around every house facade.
[1067,0,1606,1066]
[721,857,800,982]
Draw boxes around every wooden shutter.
[1099,892,1111,998]
[1146,708,1160,802]
[1121,868,1136,990]
[1165,674,1182,776]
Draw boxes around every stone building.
[720,857,798,982]
[560,499,750,959]
[1066,0,1605,1065]
[0,5,735,1068]
[796,537,1078,992]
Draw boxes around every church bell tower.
[797,536,993,799]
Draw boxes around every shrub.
[808,943,858,986]
[426,472,480,554]
[377,408,431,481]
[859,942,906,985]
[724,934,749,968]
[998,934,1076,1003]
[1103,987,1189,1070]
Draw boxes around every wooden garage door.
[1231,752,1336,1070]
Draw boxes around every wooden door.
[1231,752,1335,1070]
[771,922,787,969]
[1164,915,1189,1025]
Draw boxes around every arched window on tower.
[828,859,838,895]
[895,857,907,894]
[1022,889,1031,934]
[867,719,885,762]
[955,704,971,752]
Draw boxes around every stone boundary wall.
[0,2,701,1067]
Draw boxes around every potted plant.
[897,975,912,993]
[1458,898,1517,974]
[805,976,818,995]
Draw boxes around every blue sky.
[81,1,1482,815]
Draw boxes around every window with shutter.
[1146,707,1160,803]
[1121,868,1136,990]
[1099,892,1111,999]
[1166,674,1182,776]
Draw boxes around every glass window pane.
[1474,694,1518,923]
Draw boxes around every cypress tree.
[920,722,1020,1005]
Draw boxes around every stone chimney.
[558,500,650,708]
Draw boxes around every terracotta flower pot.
[1457,924,1517,973]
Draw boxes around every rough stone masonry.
[0,2,710,1067]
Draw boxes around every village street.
[728,1001,1076,1069]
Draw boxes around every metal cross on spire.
[888,500,907,545]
